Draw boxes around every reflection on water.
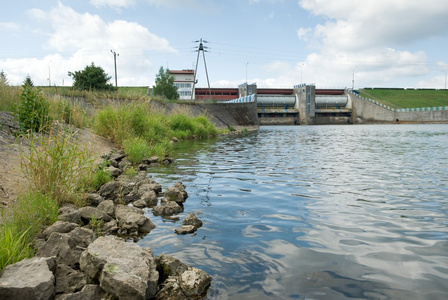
[139,124,448,299]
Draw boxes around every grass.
[358,88,448,108]
[20,128,94,206]
[94,102,217,162]
[0,84,20,111]
[0,191,59,270]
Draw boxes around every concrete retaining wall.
[150,101,259,129]
[348,92,448,123]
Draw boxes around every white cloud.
[3,3,176,86]
[90,0,136,8]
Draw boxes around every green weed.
[123,136,151,164]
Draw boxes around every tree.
[152,67,179,100]
[0,70,8,86]
[68,62,116,91]
[23,74,34,87]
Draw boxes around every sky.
[1,0,448,89]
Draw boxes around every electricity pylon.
[191,38,212,100]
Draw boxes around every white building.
[169,70,195,100]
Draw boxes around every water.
[139,124,448,300]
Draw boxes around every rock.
[152,201,184,217]
[55,285,102,300]
[143,180,162,195]
[139,190,158,208]
[164,182,188,203]
[55,264,87,294]
[162,156,174,165]
[36,228,93,268]
[86,193,104,206]
[182,212,203,229]
[106,166,121,177]
[79,236,159,300]
[78,207,112,223]
[155,277,187,300]
[132,199,147,209]
[138,163,150,171]
[58,211,82,225]
[115,205,155,235]
[109,150,126,162]
[118,158,132,171]
[96,200,115,218]
[101,219,118,235]
[142,156,159,164]
[0,256,56,300]
[98,181,122,201]
[171,137,179,143]
[155,254,188,283]
[58,204,78,215]
[179,267,212,298]
[42,221,78,240]
[175,225,197,235]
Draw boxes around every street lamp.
[352,66,358,90]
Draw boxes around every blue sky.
[1,0,448,89]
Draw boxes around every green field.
[358,88,448,109]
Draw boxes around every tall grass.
[20,128,94,206]
[94,102,217,162]
[0,84,20,111]
[0,191,58,270]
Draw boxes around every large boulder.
[41,221,78,240]
[115,205,155,236]
[85,193,104,207]
[96,199,115,218]
[36,227,94,268]
[0,256,56,300]
[175,225,197,235]
[79,236,159,300]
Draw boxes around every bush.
[89,161,113,191]
[16,83,51,133]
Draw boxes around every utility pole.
[352,66,357,90]
[300,63,304,84]
[191,39,212,100]
[111,50,119,88]
[442,70,447,90]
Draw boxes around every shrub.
[16,83,51,133]
[89,161,112,191]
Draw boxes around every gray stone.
[58,211,82,225]
[155,277,187,300]
[175,225,197,235]
[132,199,147,209]
[78,207,112,223]
[55,285,102,300]
[55,264,87,294]
[164,182,188,204]
[98,181,122,201]
[109,150,126,162]
[115,205,155,235]
[101,219,118,235]
[58,204,78,215]
[79,236,158,300]
[155,254,188,283]
[142,156,159,164]
[86,193,104,206]
[138,163,150,171]
[152,201,183,217]
[106,166,122,177]
[118,158,132,170]
[182,212,203,229]
[36,228,93,268]
[96,200,115,218]
[42,221,78,240]
[0,256,56,300]
[179,267,212,298]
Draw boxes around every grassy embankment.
[358,88,448,109]
[0,84,218,270]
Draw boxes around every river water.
[139,124,448,300]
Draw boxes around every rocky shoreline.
[0,150,211,300]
